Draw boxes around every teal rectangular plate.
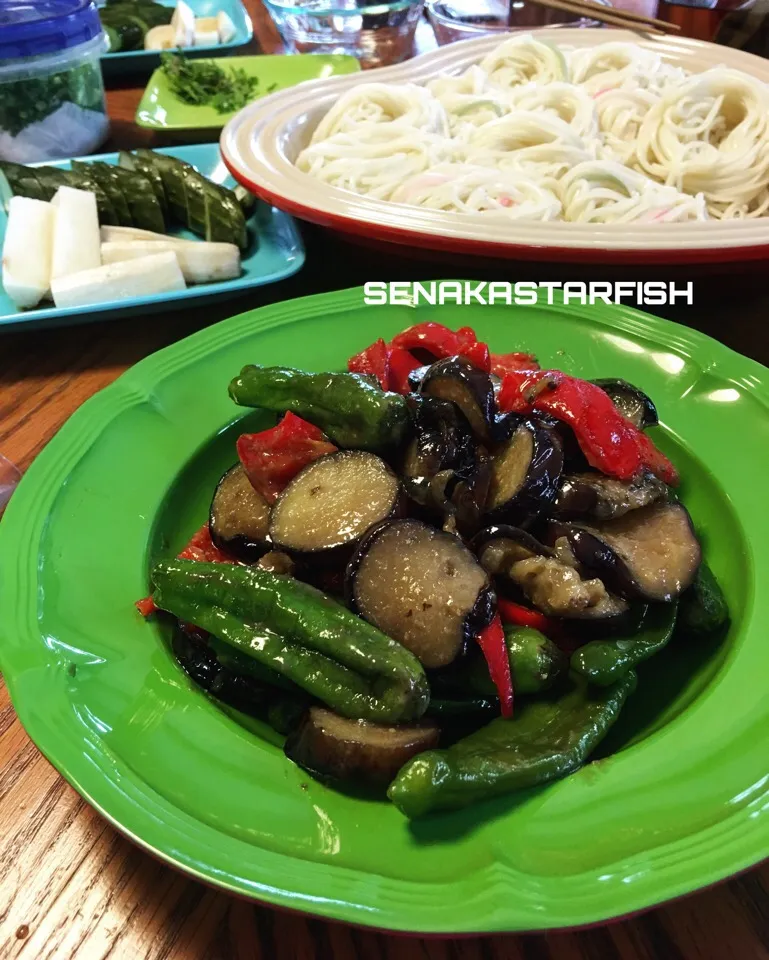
[0,142,304,330]
[100,0,253,77]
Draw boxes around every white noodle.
[294,34,769,224]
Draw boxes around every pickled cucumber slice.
[109,165,166,233]
[133,150,248,248]
[118,150,167,216]
[0,162,119,225]
[72,161,132,226]
[204,179,248,250]
[134,149,189,225]
[180,167,208,237]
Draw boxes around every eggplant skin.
[285,707,440,787]
[549,502,702,603]
[485,421,563,527]
[471,524,553,574]
[592,378,658,430]
[419,357,497,441]
[209,463,271,563]
[551,470,668,521]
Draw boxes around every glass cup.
[0,453,21,513]
[265,0,426,68]
[426,0,609,42]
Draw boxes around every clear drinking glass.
[0,453,21,512]
[265,0,426,68]
[426,0,609,42]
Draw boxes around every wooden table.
[2,3,769,957]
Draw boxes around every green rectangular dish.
[136,54,361,133]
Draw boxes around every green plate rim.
[1,286,768,933]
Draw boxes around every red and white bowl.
[220,29,769,265]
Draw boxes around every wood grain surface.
[1,3,768,957]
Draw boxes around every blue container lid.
[0,1,103,61]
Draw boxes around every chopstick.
[518,0,681,34]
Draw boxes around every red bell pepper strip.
[136,596,157,618]
[387,346,423,394]
[237,412,338,505]
[389,322,490,371]
[490,351,539,378]
[464,340,491,372]
[178,524,237,563]
[497,370,679,485]
[348,338,389,389]
[476,614,514,718]
[391,322,467,359]
[497,598,563,641]
[135,524,238,617]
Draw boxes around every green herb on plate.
[160,53,261,114]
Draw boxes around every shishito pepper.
[497,369,679,485]
[135,525,238,617]
[387,672,636,818]
[150,560,430,724]
[470,626,567,697]
[228,366,410,453]
[571,603,678,687]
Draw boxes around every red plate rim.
[223,156,769,267]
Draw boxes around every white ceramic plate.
[220,29,769,265]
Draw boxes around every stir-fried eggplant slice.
[485,420,563,526]
[472,525,628,621]
[551,502,701,603]
[285,706,440,786]
[419,357,497,441]
[508,555,629,620]
[472,524,552,573]
[401,397,490,536]
[441,451,492,538]
[209,464,271,562]
[401,397,475,501]
[348,519,493,668]
[592,378,658,430]
[270,451,401,554]
[407,364,432,392]
[552,470,668,521]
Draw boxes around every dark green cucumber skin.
[0,162,119,224]
[118,150,168,216]
[151,560,430,724]
[135,149,248,249]
[678,563,729,637]
[72,160,132,226]
[1,154,247,244]
[228,366,411,453]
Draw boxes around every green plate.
[1,288,768,934]
[136,54,361,133]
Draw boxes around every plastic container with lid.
[0,1,110,163]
